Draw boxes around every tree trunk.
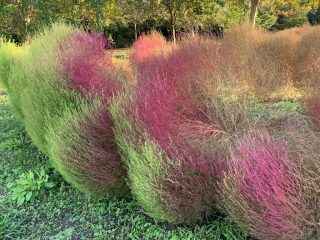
[191,27,195,38]
[249,0,259,27]
[17,0,26,42]
[172,23,176,43]
[134,23,138,41]
[170,10,177,43]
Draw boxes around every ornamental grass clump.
[112,37,221,223]
[0,42,27,119]
[293,25,320,89]
[111,36,256,224]
[111,93,218,223]
[220,24,301,100]
[58,32,119,98]
[0,24,77,153]
[129,31,168,72]
[0,24,128,197]
[47,100,128,197]
[220,120,320,240]
[219,132,307,240]
[293,26,320,125]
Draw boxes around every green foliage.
[308,5,320,25]
[0,0,316,45]
[2,24,82,154]
[1,24,129,199]
[0,129,22,152]
[7,168,55,206]
[0,0,109,44]
[111,94,217,224]
[0,42,25,92]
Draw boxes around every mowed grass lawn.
[0,80,248,239]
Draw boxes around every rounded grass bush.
[0,24,128,198]
[293,25,320,89]
[111,95,217,223]
[47,99,128,197]
[219,132,306,240]
[129,31,168,71]
[3,24,78,153]
[2,23,320,236]
[111,38,232,224]
[112,35,301,224]
[58,31,118,98]
[219,126,320,240]
[0,42,26,89]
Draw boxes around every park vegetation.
[1,0,320,46]
[1,22,320,239]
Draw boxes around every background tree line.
[1,0,320,47]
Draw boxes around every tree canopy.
[0,0,319,45]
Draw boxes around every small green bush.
[7,168,55,206]
[0,42,26,118]
[0,24,79,153]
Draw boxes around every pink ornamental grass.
[48,101,128,197]
[59,32,119,99]
[52,30,126,197]
[220,132,306,240]
[125,38,224,223]
[130,31,167,71]
[132,39,218,151]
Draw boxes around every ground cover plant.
[1,23,320,239]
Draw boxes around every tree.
[0,0,36,43]
[271,0,319,30]
[116,0,158,40]
[237,0,317,27]
[155,0,200,43]
[308,4,320,25]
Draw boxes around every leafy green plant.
[0,128,22,152]
[7,168,55,206]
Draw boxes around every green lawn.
[0,87,247,240]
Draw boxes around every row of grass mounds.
[1,23,320,239]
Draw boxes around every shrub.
[219,121,320,240]
[275,118,320,238]
[1,24,128,197]
[111,94,217,223]
[58,32,118,98]
[116,32,303,223]
[129,31,168,71]
[293,25,320,89]
[113,38,252,223]
[219,132,307,240]
[47,100,128,197]
[294,26,320,124]
[0,42,27,119]
[3,24,78,153]
[307,5,320,26]
[0,42,25,89]
[220,24,300,99]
